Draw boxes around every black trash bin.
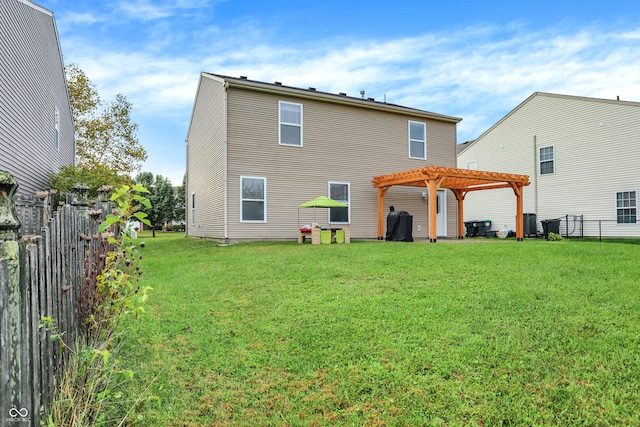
[541,219,561,240]
[474,220,492,237]
[386,209,413,242]
[464,221,478,237]
[523,213,537,237]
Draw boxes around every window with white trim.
[539,145,555,175]
[279,101,303,146]
[408,121,426,159]
[191,192,196,225]
[467,160,478,170]
[241,176,266,222]
[616,191,637,224]
[329,182,350,223]
[54,106,60,151]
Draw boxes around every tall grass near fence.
[117,234,640,426]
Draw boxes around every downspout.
[185,138,189,235]
[223,81,229,240]
[533,135,538,215]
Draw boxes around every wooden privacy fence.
[1,172,113,426]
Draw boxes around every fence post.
[71,183,90,213]
[1,171,33,425]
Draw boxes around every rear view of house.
[457,92,640,238]
[0,0,75,197]
[186,73,462,241]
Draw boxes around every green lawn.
[118,233,640,426]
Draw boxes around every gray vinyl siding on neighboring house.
[0,0,75,197]
[457,93,640,237]
[222,86,458,240]
[185,75,227,238]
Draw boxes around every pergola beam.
[372,166,530,242]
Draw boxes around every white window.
[241,176,266,222]
[616,191,637,224]
[467,160,478,170]
[191,192,196,225]
[539,146,555,175]
[328,182,350,224]
[408,121,426,159]
[54,106,60,151]
[279,101,303,146]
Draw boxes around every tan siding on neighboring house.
[223,87,459,240]
[186,76,226,238]
[458,93,640,237]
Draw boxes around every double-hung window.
[241,176,266,222]
[616,191,637,224]
[408,121,426,159]
[190,192,196,225]
[279,101,303,146]
[329,182,350,223]
[539,146,555,175]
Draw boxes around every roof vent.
[308,87,316,91]
[339,92,347,96]
[367,97,375,101]
[240,76,247,80]
[274,81,282,85]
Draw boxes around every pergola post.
[427,179,439,242]
[452,189,466,239]
[510,183,524,241]
[376,186,390,240]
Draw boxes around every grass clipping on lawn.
[120,233,640,426]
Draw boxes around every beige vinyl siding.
[0,0,75,197]
[186,76,226,238]
[224,87,458,240]
[458,93,640,237]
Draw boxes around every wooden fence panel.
[1,178,113,426]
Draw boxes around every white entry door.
[437,190,447,237]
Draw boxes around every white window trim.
[190,192,196,225]
[615,190,638,225]
[328,181,350,224]
[240,176,267,223]
[539,145,555,175]
[278,101,303,147]
[408,120,427,160]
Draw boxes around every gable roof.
[458,92,640,155]
[202,73,462,124]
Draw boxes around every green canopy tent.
[297,196,348,227]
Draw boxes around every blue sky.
[39,0,640,185]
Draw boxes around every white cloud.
[59,18,640,183]
[65,12,104,24]
[117,1,172,20]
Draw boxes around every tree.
[134,172,176,237]
[66,64,147,175]
[49,164,132,199]
[174,174,186,224]
[51,65,147,196]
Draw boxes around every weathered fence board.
[1,173,113,426]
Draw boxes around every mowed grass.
[118,233,640,426]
